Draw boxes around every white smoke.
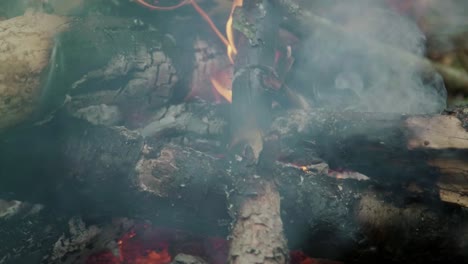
[295,0,447,114]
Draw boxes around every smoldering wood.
[66,102,468,208]
[0,113,230,231]
[0,201,69,264]
[49,15,180,128]
[121,102,468,206]
[269,108,468,207]
[0,112,467,263]
[0,10,187,133]
[228,0,289,263]
[2,4,466,264]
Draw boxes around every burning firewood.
[225,0,292,262]
[0,106,467,262]
[1,1,468,263]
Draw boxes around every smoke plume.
[293,0,447,114]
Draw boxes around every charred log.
[227,0,290,263]
[0,114,467,263]
[269,108,468,206]
[0,11,189,133]
[0,113,229,231]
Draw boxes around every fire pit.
[1,0,468,263]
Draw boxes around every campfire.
[0,0,468,264]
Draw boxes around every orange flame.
[226,0,244,63]
[135,0,239,103]
[210,0,243,102]
[210,65,233,103]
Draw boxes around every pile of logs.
[0,1,467,264]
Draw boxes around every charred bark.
[0,12,188,133]
[227,0,289,263]
[4,103,466,208]
[0,113,229,232]
[0,113,467,263]
[269,108,468,206]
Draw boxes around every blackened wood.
[228,0,289,263]
[0,114,144,211]
[0,113,230,228]
[230,0,280,159]
[41,15,181,129]
[0,113,467,263]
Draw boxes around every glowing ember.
[290,250,315,264]
[87,224,229,264]
[117,229,170,264]
[86,222,328,264]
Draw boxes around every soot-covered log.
[270,107,468,207]
[0,10,186,133]
[0,110,467,263]
[55,15,181,130]
[227,0,290,262]
[130,102,468,207]
[0,113,229,232]
[69,102,468,207]
[0,114,146,214]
